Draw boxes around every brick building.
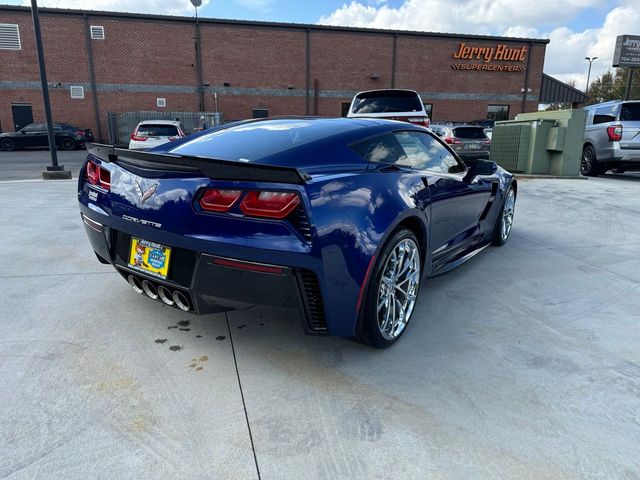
[1,5,550,142]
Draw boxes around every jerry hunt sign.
[451,42,528,73]
[452,43,528,62]
[613,35,640,68]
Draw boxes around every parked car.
[346,89,430,127]
[432,124,491,162]
[79,117,516,348]
[582,100,640,176]
[129,120,186,150]
[0,122,93,151]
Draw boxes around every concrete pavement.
[0,177,639,479]
[0,149,86,181]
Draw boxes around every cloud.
[319,0,640,91]
[19,0,208,16]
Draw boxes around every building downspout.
[391,33,397,88]
[83,15,103,142]
[306,28,311,115]
[194,16,205,111]
[520,41,533,114]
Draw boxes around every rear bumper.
[81,212,329,335]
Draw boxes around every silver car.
[582,100,640,176]
[430,124,491,162]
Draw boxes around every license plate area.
[128,237,172,279]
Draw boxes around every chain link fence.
[107,111,223,147]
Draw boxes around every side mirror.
[464,159,497,182]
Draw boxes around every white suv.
[346,89,430,128]
[129,120,186,150]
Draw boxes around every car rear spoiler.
[87,143,311,184]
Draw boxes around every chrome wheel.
[580,147,593,175]
[501,188,515,241]
[376,238,421,340]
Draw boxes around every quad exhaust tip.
[158,286,174,306]
[127,275,143,294]
[172,290,190,311]
[127,274,190,311]
[142,280,158,300]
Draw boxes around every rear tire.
[60,137,76,151]
[580,145,601,177]
[0,138,15,151]
[358,228,422,348]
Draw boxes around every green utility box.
[489,109,587,176]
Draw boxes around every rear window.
[620,103,640,121]
[352,91,422,114]
[137,124,179,136]
[453,127,487,139]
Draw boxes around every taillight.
[130,131,148,141]
[199,189,242,212]
[606,124,623,141]
[86,161,98,184]
[86,160,110,190]
[75,129,85,137]
[444,137,461,145]
[408,117,430,127]
[483,139,491,145]
[240,191,301,219]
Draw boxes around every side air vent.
[298,270,328,334]
[289,206,312,242]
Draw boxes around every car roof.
[353,88,419,97]
[584,99,640,109]
[159,116,429,170]
[137,120,182,125]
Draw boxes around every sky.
[4,0,638,91]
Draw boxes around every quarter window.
[593,105,618,124]
[351,131,465,174]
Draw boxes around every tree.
[587,68,640,104]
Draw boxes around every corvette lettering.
[122,215,162,228]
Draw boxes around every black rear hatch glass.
[453,127,487,139]
[352,91,422,114]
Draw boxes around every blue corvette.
[79,117,516,348]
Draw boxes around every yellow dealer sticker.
[128,237,171,280]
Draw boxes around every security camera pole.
[31,0,71,179]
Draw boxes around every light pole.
[585,56,598,94]
[31,0,71,179]
[191,0,205,112]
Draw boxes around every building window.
[423,102,433,119]
[252,108,269,119]
[0,24,21,50]
[156,97,166,108]
[70,85,85,99]
[487,105,509,121]
[90,26,105,40]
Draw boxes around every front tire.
[580,145,601,177]
[0,138,16,151]
[359,228,422,348]
[492,186,515,246]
